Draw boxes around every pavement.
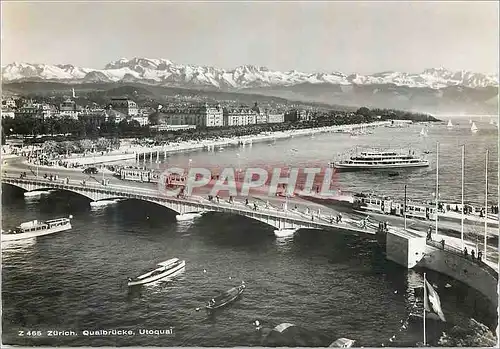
[2,157,373,233]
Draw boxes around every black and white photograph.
[1,1,499,347]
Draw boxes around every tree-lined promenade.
[2,105,438,147]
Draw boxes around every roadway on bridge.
[3,157,499,239]
[3,157,379,234]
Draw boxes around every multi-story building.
[132,116,150,126]
[223,107,257,126]
[155,103,223,128]
[266,110,285,124]
[105,109,127,123]
[2,97,17,109]
[110,97,139,117]
[59,98,79,119]
[14,101,43,119]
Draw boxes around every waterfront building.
[110,97,139,117]
[152,103,223,128]
[223,107,257,126]
[1,97,17,109]
[14,101,43,119]
[266,110,285,124]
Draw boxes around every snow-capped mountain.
[2,58,498,90]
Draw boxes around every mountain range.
[2,58,499,114]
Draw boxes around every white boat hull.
[128,260,186,286]
[333,162,429,170]
[274,228,298,238]
[176,212,204,221]
[2,223,72,242]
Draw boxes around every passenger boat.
[1,216,73,242]
[127,258,185,286]
[206,282,245,312]
[329,150,429,171]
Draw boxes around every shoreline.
[60,121,391,165]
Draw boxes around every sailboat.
[489,118,494,125]
[446,120,453,129]
[419,127,428,137]
[469,119,473,124]
[471,122,478,133]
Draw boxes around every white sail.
[469,119,472,124]
[471,122,478,133]
[447,120,453,128]
[489,118,494,125]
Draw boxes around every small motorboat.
[329,338,356,348]
[274,228,298,238]
[388,171,400,177]
[127,258,185,286]
[176,212,205,221]
[206,282,245,312]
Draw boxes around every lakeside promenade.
[6,121,391,167]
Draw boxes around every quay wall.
[418,245,498,308]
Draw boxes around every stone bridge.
[2,176,377,234]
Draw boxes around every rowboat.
[206,282,245,312]
[127,258,185,286]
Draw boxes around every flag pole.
[461,144,464,249]
[404,184,407,230]
[423,272,427,346]
[484,149,488,260]
[435,142,439,236]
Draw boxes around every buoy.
[195,307,200,311]
[203,269,206,273]
[254,320,260,326]
[69,215,74,219]
[147,216,150,220]
[394,290,398,294]
[229,276,231,280]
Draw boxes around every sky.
[1,1,499,75]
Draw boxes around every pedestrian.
[464,247,468,257]
[245,198,249,206]
[441,239,445,249]
[253,203,257,211]
[427,226,432,241]
[471,250,475,260]
[478,251,482,261]
[339,213,342,222]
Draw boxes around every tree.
[42,140,58,154]
[356,107,372,117]
[79,139,93,154]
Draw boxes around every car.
[83,167,98,175]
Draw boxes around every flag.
[424,279,446,322]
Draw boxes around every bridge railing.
[2,176,376,233]
[427,239,499,279]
